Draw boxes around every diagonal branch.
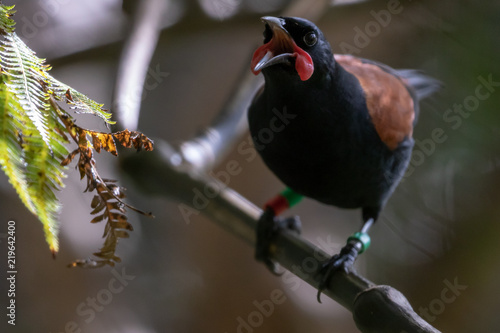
[121,142,441,333]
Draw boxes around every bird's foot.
[316,231,371,302]
[316,241,361,302]
[256,208,301,274]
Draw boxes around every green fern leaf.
[22,113,68,254]
[48,76,115,125]
[0,32,51,146]
[0,4,68,253]
[0,4,15,34]
[0,4,135,258]
[0,73,68,253]
[0,77,36,214]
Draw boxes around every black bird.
[248,16,439,300]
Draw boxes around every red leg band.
[264,195,289,216]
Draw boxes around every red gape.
[251,40,314,81]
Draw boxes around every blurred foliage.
[0,3,152,264]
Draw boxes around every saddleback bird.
[248,16,439,301]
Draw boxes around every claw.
[316,241,361,303]
[255,208,302,274]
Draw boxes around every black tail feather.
[395,69,442,101]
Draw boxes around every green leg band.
[347,232,371,254]
[280,187,303,208]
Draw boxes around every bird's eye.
[303,32,317,47]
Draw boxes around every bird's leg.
[255,188,303,274]
[316,218,374,302]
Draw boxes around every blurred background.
[1,0,500,332]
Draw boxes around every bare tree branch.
[113,0,168,130]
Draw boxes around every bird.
[247,16,439,301]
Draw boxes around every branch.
[112,0,168,130]
[121,143,441,333]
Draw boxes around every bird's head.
[251,16,333,82]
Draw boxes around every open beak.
[251,16,314,81]
[252,17,295,72]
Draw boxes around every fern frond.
[0,74,69,253]
[22,104,69,253]
[0,32,51,146]
[0,4,15,34]
[48,76,115,125]
[0,4,151,261]
[0,77,36,213]
[0,8,70,252]
[23,134,62,253]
